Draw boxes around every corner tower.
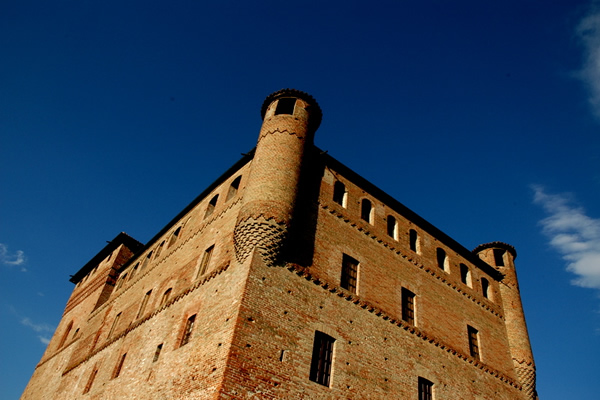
[474,242,537,400]
[234,89,322,266]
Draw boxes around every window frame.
[340,254,359,294]
[309,331,335,387]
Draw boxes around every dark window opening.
[155,241,165,258]
[227,176,242,201]
[153,344,163,362]
[387,216,397,239]
[401,288,415,326]
[361,199,373,223]
[116,274,127,290]
[460,263,470,286]
[340,254,359,294]
[436,248,447,271]
[180,314,196,347]
[129,263,139,281]
[142,251,153,269]
[418,377,434,400]
[481,278,490,299]
[333,181,346,207]
[493,249,505,266]
[275,98,296,115]
[468,325,480,360]
[309,331,335,387]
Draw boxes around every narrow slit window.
[275,98,296,115]
[387,215,398,239]
[409,229,420,253]
[137,290,152,319]
[58,321,73,348]
[418,377,434,400]
[436,248,448,272]
[460,263,470,286]
[112,353,127,379]
[361,199,373,223]
[180,314,196,347]
[340,254,359,294]
[204,195,219,219]
[83,368,98,394]
[108,312,121,339]
[196,245,214,279]
[309,331,335,387]
[160,288,172,308]
[227,176,242,201]
[401,288,416,326]
[153,343,163,362]
[333,181,347,207]
[468,325,480,360]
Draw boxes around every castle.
[21,89,537,399]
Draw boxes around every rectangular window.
[153,343,163,362]
[107,312,121,339]
[112,353,127,379]
[83,368,97,394]
[196,245,214,279]
[275,98,296,115]
[333,181,347,207]
[309,331,335,387]
[180,314,196,347]
[401,288,415,326]
[468,325,480,360]
[493,248,505,266]
[340,254,359,294]
[409,229,419,253]
[460,263,470,286]
[137,290,152,319]
[418,377,434,400]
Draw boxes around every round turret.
[234,89,321,266]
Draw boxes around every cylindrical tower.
[474,242,537,400]
[233,89,322,266]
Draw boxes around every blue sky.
[1,1,599,398]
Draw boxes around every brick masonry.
[21,89,537,399]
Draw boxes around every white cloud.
[532,185,600,289]
[20,317,54,334]
[576,2,600,117]
[0,243,26,268]
[38,336,51,345]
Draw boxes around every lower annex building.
[22,89,537,399]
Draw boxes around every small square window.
[275,98,296,115]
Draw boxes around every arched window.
[227,176,242,201]
[361,199,373,224]
[205,194,219,219]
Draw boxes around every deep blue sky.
[2,1,600,398]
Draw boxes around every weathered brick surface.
[21,90,536,399]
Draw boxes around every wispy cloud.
[8,306,54,345]
[576,1,600,117]
[532,185,600,289]
[0,243,26,271]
